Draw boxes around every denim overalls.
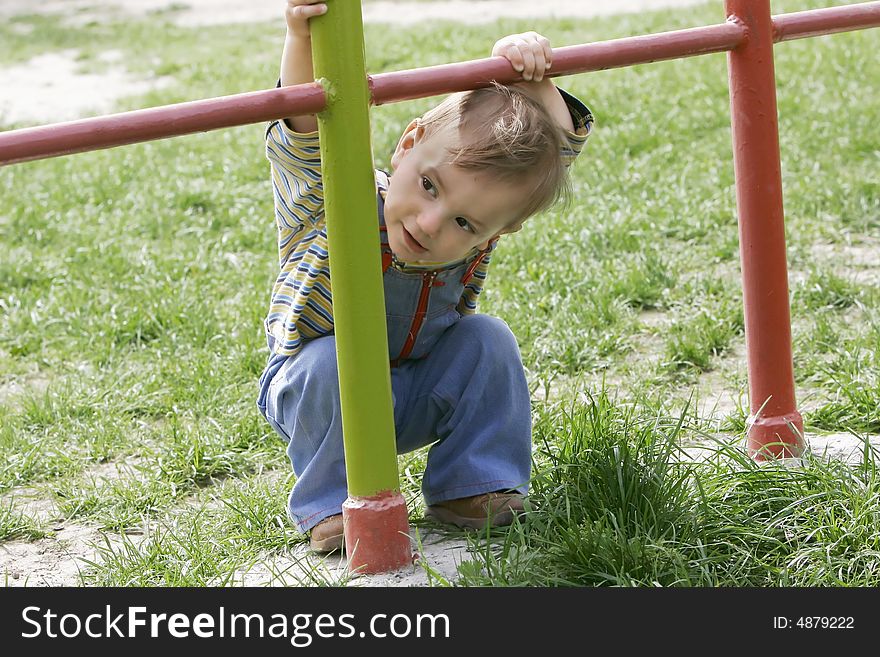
[263,179,532,532]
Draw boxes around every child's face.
[384,121,531,263]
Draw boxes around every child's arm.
[281,0,328,133]
[491,32,576,133]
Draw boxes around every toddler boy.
[258,0,593,551]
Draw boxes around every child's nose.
[416,208,443,237]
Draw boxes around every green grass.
[0,499,46,542]
[1,0,879,586]
[456,392,880,586]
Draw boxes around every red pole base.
[746,411,805,461]
[342,490,413,575]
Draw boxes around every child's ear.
[390,118,424,170]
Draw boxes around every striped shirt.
[264,89,593,359]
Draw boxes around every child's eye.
[421,176,436,196]
[455,216,473,232]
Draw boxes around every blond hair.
[417,83,571,223]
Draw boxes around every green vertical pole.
[310,3,399,497]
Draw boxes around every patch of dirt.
[809,240,880,285]
[1,487,59,526]
[1,498,473,587]
[2,516,472,587]
[234,531,475,587]
[0,373,51,407]
[0,459,153,586]
[690,337,748,420]
[1,458,475,587]
[0,49,174,125]
[806,432,880,465]
[0,523,141,587]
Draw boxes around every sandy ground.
[3,0,879,587]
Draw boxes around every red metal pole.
[4,3,880,165]
[774,1,880,42]
[0,82,326,166]
[725,0,804,460]
[370,21,745,104]
[0,20,747,166]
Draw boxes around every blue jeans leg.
[264,336,349,532]
[394,314,532,506]
[265,315,532,532]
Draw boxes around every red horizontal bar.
[370,21,746,104]
[773,1,880,42]
[0,82,326,166]
[2,2,879,166]
[0,20,745,166]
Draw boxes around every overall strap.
[460,238,497,285]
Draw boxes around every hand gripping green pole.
[310,1,412,572]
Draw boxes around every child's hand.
[285,0,327,39]
[492,32,554,82]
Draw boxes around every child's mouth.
[402,226,428,254]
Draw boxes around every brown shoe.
[309,514,344,552]
[425,492,525,530]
